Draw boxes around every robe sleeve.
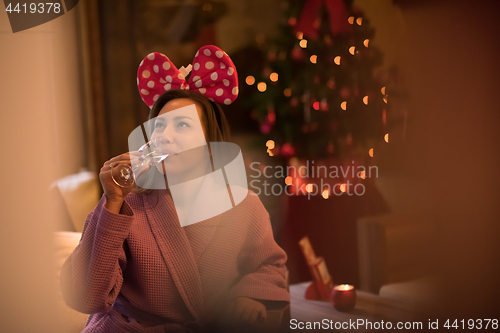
[60,195,135,314]
[229,195,290,310]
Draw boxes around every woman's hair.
[133,89,231,195]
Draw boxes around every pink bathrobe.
[60,188,289,332]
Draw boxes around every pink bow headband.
[137,45,239,109]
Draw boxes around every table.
[289,282,425,331]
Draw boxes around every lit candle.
[330,284,356,312]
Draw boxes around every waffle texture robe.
[60,188,289,332]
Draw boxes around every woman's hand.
[227,297,267,324]
[99,152,146,214]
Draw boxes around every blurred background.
[1,0,499,331]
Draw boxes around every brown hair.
[133,89,231,194]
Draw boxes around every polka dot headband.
[137,45,239,109]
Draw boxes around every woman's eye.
[177,122,190,128]
[155,123,164,129]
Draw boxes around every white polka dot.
[223,79,229,86]
[209,98,214,102]
[141,89,150,95]
[205,61,214,70]
[224,98,231,105]
[153,94,159,101]
[147,81,155,88]
[211,72,218,80]
[163,62,170,70]
[199,88,206,94]
[159,78,166,83]
[192,76,200,82]
[216,88,223,96]
[142,70,150,78]
[216,50,223,58]
[184,85,190,90]
[147,53,155,60]
[194,63,200,70]
[166,75,172,82]
[195,79,202,88]
[227,67,234,76]
[204,49,211,56]
[153,65,159,73]
[232,87,238,95]
[164,83,171,91]
[220,63,226,69]
[178,73,185,80]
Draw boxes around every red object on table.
[331,284,357,312]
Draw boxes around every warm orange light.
[363,96,369,105]
[384,133,389,142]
[334,284,354,291]
[257,82,267,92]
[288,17,297,26]
[334,56,341,65]
[360,171,366,179]
[340,183,346,193]
[363,39,369,47]
[310,55,317,64]
[381,87,386,95]
[246,75,255,85]
[285,176,292,186]
[313,102,319,110]
[267,148,274,156]
[299,39,307,48]
[270,72,279,82]
[369,148,374,157]
[322,189,329,199]
[348,16,354,24]
[296,31,303,39]
[356,17,363,25]
[341,101,347,110]
[383,96,388,103]
[266,140,275,149]
[284,88,292,97]
[306,184,314,193]
[349,46,355,55]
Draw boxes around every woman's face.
[151,98,210,177]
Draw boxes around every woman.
[60,47,290,333]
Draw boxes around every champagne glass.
[110,137,170,188]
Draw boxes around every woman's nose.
[160,125,175,144]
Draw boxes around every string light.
[306,184,314,193]
[384,133,389,142]
[288,17,296,26]
[348,16,354,24]
[341,101,347,110]
[334,56,341,65]
[257,82,267,92]
[285,176,292,185]
[369,148,374,157]
[363,39,369,47]
[310,55,317,64]
[299,39,307,48]
[383,96,388,103]
[313,102,319,110]
[382,110,387,124]
[360,171,366,179]
[267,148,274,156]
[381,87,386,95]
[296,31,303,39]
[356,17,363,25]
[245,76,255,85]
[363,96,369,105]
[349,46,355,55]
[270,72,278,82]
[340,183,347,193]
[266,140,275,149]
[322,189,329,199]
[284,88,292,97]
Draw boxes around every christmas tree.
[245,0,399,162]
